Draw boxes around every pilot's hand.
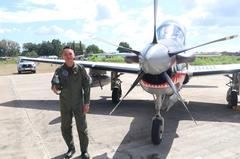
[83,104,90,114]
[52,85,60,95]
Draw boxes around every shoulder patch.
[62,69,69,77]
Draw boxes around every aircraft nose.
[140,44,170,75]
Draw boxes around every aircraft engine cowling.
[124,56,139,63]
[89,69,111,87]
[176,53,195,64]
[140,43,171,75]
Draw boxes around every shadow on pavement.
[1,98,239,158]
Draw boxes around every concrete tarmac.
[0,73,240,159]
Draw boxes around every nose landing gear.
[151,115,164,145]
[151,95,164,145]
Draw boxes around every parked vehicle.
[17,58,36,74]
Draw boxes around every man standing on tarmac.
[51,46,91,159]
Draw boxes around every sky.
[0,0,239,53]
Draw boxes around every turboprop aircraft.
[21,0,240,145]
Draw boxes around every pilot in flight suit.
[51,47,91,159]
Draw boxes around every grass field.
[88,55,240,65]
[191,55,240,65]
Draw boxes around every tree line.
[0,39,20,57]
[0,39,132,57]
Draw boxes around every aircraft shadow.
[89,99,240,159]
[0,99,59,111]
[0,99,239,159]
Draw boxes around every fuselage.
[139,20,188,95]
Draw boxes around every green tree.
[38,41,54,56]
[70,41,86,56]
[117,41,132,53]
[7,40,20,56]
[79,41,84,55]
[72,41,76,53]
[0,40,7,57]
[21,50,38,57]
[51,39,62,57]
[86,44,103,55]
[0,39,20,57]
[22,42,38,53]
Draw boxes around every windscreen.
[157,21,185,45]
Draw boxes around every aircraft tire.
[229,90,238,108]
[112,87,121,104]
[151,117,163,145]
[227,88,238,108]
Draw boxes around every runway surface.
[0,72,240,159]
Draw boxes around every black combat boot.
[80,151,90,159]
[64,147,75,159]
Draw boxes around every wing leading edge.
[188,64,240,76]
[20,57,140,74]
[20,57,240,76]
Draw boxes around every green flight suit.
[51,63,91,153]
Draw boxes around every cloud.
[0,27,19,34]
[1,0,239,52]
[35,25,64,35]
[0,28,11,34]
[181,0,240,27]
[168,0,240,52]
[0,0,97,23]
[96,4,112,20]
[63,29,92,42]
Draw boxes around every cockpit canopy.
[157,20,186,45]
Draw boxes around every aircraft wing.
[188,64,240,76]
[21,57,140,74]
[92,52,137,57]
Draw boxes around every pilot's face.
[62,48,75,64]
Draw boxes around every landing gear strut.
[226,73,239,108]
[111,72,122,104]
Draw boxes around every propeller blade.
[109,71,145,115]
[152,0,158,44]
[90,35,141,55]
[163,72,197,125]
[169,35,238,56]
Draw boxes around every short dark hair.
[63,46,71,50]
